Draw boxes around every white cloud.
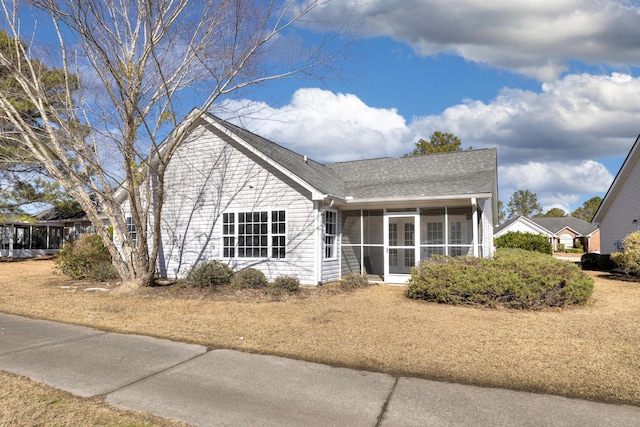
[218,88,409,162]
[499,160,613,212]
[410,72,640,163]
[305,0,640,80]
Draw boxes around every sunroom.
[338,201,491,284]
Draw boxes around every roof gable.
[203,113,345,199]
[494,216,554,237]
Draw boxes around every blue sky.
[217,0,640,215]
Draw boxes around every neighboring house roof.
[35,206,87,222]
[207,113,498,203]
[494,216,598,237]
[592,134,640,224]
[529,217,598,237]
[494,216,554,237]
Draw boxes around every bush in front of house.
[271,275,300,292]
[611,231,640,276]
[266,275,300,296]
[494,231,553,255]
[580,253,614,271]
[232,267,268,289]
[406,248,594,309]
[339,272,369,290]
[186,259,234,286]
[55,234,119,281]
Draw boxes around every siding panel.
[599,160,640,254]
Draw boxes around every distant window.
[13,226,30,249]
[0,226,10,250]
[559,233,573,248]
[49,227,63,249]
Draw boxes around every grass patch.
[0,371,188,426]
[1,258,640,414]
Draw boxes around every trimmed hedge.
[494,231,553,255]
[406,249,593,309]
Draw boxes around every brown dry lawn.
[1,257,640,418]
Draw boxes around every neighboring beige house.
[592,134,640,253]
[494,216,600,253]
[126,111,499,285]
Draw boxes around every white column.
[472,198,478,257]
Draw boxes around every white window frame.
[323,210,338,259]
[222,210,287,259]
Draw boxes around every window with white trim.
[559,233,573,249]
[126,217,137,245]
[324,210,337,259]
[271,210,286,258]
[222,213,235,257]
[223,211,286,259]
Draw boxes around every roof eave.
[341,193,493,205]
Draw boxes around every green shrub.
[55,234,119,281]
[611,231,640,276]
[563,248,584,254]
[186,260,233,286]
[271,275,300,292]
[406,248,593,309]
[581,253,614,271]
[266,275,300,296]
[232,268,268,289]
[494,231,553,255]
[339,272,369,290]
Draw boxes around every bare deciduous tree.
[0,0,346,286]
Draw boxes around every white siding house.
[592,134,640,253]
[134,111,499,285]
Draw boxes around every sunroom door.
[386,214,417,283]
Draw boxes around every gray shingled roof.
[327,149,497,199]
[529,217,598,236]
[209,114,497,201]
[35,206,87,222]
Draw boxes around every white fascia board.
[341,193,493,205]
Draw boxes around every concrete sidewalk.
[1,312,639,427]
